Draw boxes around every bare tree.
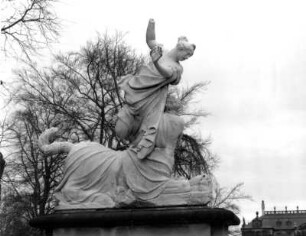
[210,182,252,214]
[3,105,66,218]
[1,0,60,58]
[208,182,252,236]
[0,85,66,236]
[12,33,144,148]
[166,82,218,178]
[174,134,217,179]
[0,190,41,236]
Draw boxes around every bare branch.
[210,182,252,214]
[1,0,60,59]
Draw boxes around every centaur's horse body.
[39,114,212,209]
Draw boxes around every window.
[286,221,292,227]
[276,220,282,227]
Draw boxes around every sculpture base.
[30,205,240,236]
[53,224,212,236]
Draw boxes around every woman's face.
[177,49,193,61]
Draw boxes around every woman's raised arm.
[146,19,158,49]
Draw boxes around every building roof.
[243,201,306,230]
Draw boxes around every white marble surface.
[38,19,212,209]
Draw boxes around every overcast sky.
[2,0,306,222]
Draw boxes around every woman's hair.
[176,36,196,53]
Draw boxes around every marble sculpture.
[38,19,213,209]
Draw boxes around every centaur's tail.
[39,127,73,155]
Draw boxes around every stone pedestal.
[29,205,240,236]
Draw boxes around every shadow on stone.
[30,205,240,236]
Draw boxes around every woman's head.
[176,36,196,61]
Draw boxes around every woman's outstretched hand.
[150,45,162,62]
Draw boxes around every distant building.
[242,201,306,236]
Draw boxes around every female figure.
[115,19,196,159]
